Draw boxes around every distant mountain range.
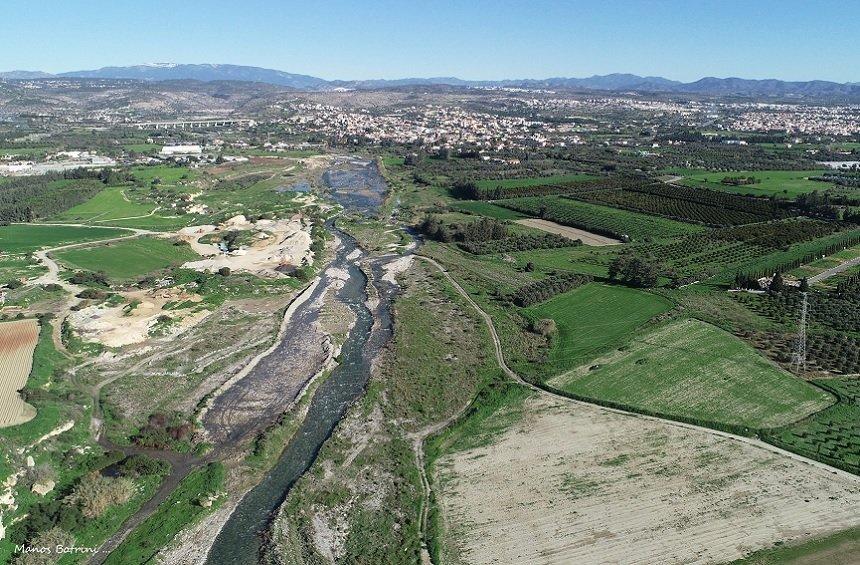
[2,63,859,98]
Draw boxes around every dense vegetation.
[497,195,699,241]
[459,232,579,255]
[571,181,787,226]
[451,176,606,200]
[0,169,120,222]
[507,273,593,307]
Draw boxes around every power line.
[790,291,808,372]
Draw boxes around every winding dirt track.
[26,223,154,356]
[413,254,860,564]
[415,255,857,479]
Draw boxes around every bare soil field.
[515,218,622,246]
[435,395,860,565]
[179,215,313,276]
[0,319,39,427]
[68,287,209,348]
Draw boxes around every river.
[206,159,398,563]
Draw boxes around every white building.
[160,145,203,156]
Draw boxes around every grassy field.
[499,196,703,242]
[768,391,860,473]
[553,318,832,429]
[522,283,673,377]
[131,164,196,185]
[53,186,155,223]
[475,173,596,190]
[104,463,224,565]
[673,169,830,198]
[54,237,198,280]
[0,224,127,253]
[450,201,527,219]
[508,246,614,276]
[0,254,46,281]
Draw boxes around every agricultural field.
[673,169,831,197]
[788,243,860,282]
[130,164,197,186]
[52,186,156,223]
[0,224,127,254]
[431,393,860,565]
[551,318,832,429]
[54,237,199,281]
[521,283,673,378]
[767,396,860,474]
[0,319,39,428]
[636,220,860,285]
[474,173,596,190]
[450,201,527,219]
[515,218,622,245]
[572,181,786,226]
[497,195,702,241]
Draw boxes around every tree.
[525,261,535,272]
[218,266,231,277]
[608,253,661,288]
[799,277,809,292]
[769,271,784,293]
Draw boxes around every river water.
[206,159,397,564]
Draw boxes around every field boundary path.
[808,254,860,284]
[23,223,155,356]
[415,254,860,477]
[414,252,860,564]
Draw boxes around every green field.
[54,237,198,280]
[450,201,527,219]
[53,187,156,223]
[789,243,860,281]
[499,196,702,242]
[508,246,614,277]
[131,165,196,185]
[0,224,127,253]
[553,318,832,428]
[475,173,596,190]
[522,283,673,376]
[674,169,830,198]
[767,376,860,472]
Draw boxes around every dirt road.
[416,254,859,470]
[515,218,622,246]
[416,255,860,563]
[808,254,860,283]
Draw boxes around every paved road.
[808,254,860,284]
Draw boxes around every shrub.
[532,318,557,336]
[64,473,135,518]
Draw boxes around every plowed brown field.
[0,319,39,427]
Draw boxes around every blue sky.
[3,0,857,82]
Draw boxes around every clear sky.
[3,0,857,82]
